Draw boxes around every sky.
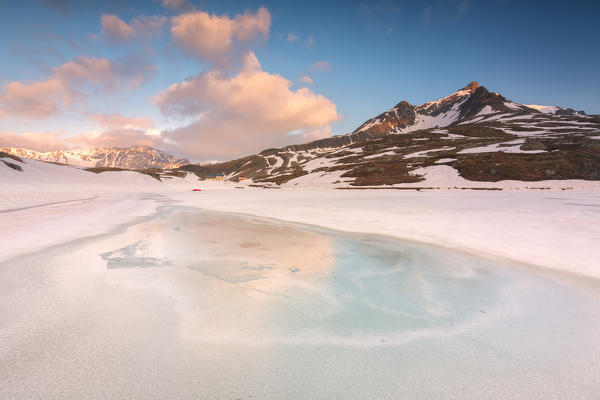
[0,0,598,162]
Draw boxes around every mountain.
[178,81,600,187]
[352,81,586,137]
[0,146,190,170]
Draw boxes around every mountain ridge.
[0,146,190,170]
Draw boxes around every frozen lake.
[1,207,600,399]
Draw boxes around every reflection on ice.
[98,209,517,346]
[101,240,172,269]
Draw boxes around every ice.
[2,208,600,399]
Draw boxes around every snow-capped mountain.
[178,81,600,188]
[352,81,586,137]
[0,146,190,170]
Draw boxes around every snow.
[441,133,467,139]
[267,155,284,169]
[355,117,381,133]
[281,168,349,188]
[2,155,600,281]
[363,150,398,159]
[404,146,455,158]
[482,113,533,122]
[434,158,457,164]
[525,104,560,114]
[504,101,523,111]
[397,99,467,133]
[300,155,339,172]
[4,205,600,399]
[420,90,470,111]
[476,105,495,116]
[166,186,600,280]
[458,140,545,154]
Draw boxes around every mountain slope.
[179,81,600,188]
[0,146,190,170]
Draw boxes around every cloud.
[67,129,160,149]
[170,7,270,67]
[286,32,299,43]
[0,79,69,119]
[161,0,193,11]
[303,36,315,49]
[101,14,136,41]
[0,56,155,119]
[154,52,340,160]
[90,113,154,130]
[0,127,161,153]
[131,15,168,39]
[101,14,167,42]
[311,61,331,71]
[0,131,69,152]
[298,75,314,85]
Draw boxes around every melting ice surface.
[2,207,600,399]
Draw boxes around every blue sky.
[0,0,598,161]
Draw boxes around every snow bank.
[171,189,600,280]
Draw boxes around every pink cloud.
[54,56,115,89]
[66,129,160,149]
[298,75,314,85]
[0,128,161,153]
[101,14,136,41]
[0,56,155,119]
[101,14,167,42]
[170,7,270,66]
[90,113,154,130]
[0,79,69,119]
[311,61,332,71]
[0,131,68,152]
[155,52,340,160]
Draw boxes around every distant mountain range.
[0,146,190,170]
[178,81,600,187]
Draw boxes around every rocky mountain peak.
[393,100,413,109]
[461,81,480,92]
